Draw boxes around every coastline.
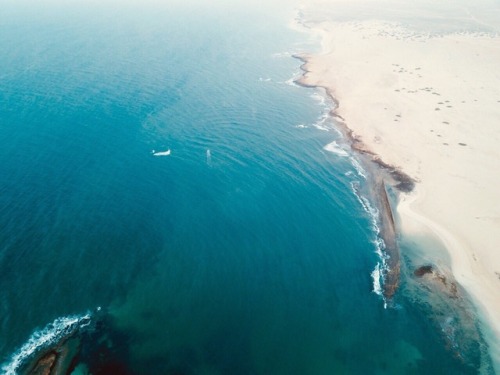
[294,0,500,369]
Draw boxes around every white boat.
[152,149,171,156]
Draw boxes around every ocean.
[0,1,493,374]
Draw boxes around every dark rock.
[27,352,57,375]
[414,265,433,277]
[414,265,459,299]
[377,181,400,299]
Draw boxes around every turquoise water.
[0,1,491,374]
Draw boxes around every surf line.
[293,54,415,303]
[1,311,95,375]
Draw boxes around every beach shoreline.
[295,56,409,301]
[294,0,500,369]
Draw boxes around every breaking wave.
[371,263,383,297]
[1,312,93,375]
[349,157,367,179]
[323,141,348,157]
[351,181,389,308]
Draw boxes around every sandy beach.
[296,0,500,368]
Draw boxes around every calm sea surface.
[0,1,491,373]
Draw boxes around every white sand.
[296,0,500,367]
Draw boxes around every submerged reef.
[19,312,133,375]
[410,263,494,372]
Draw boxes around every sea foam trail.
[371,263,383,297]
[313,87,382,304]
[1,312,92,375]
[321,120,383,304]
[323,141,348,157]
[280,66,303,87]
[309,93,334,131]
[351,181,389,308]
[349,157,367,179]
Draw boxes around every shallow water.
[0,1,492,374]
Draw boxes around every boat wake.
[206,149,212,166]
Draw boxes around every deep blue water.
[0,1,490,374]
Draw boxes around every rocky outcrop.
[414,264,459,299]
[25,337,80,375]
[27,352,57,375]
[377,181,400,300]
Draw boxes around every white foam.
[295,124,308,129]
[1,313,92,375]
[310,92,327,106]
[371,263,383,296]
[152,149,171,156]
[323,141,348,157]
[313,124,329,131]
[258,77,272,82]
[284,76,299,86]
[311,113,331,131]
[271,51,291,58]
[350,182,389,308]
[282,69,303,87]
[349,157,367,179]
[306,92,334,132]
[351,184,379,225]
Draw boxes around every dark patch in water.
[20,312,136,375]
[21,312,258,375]
[79,316,135,375]
[414,265,433,277]
[91,362,134,375]
[404,260,495,373]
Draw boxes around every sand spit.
[295,0,500,368]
